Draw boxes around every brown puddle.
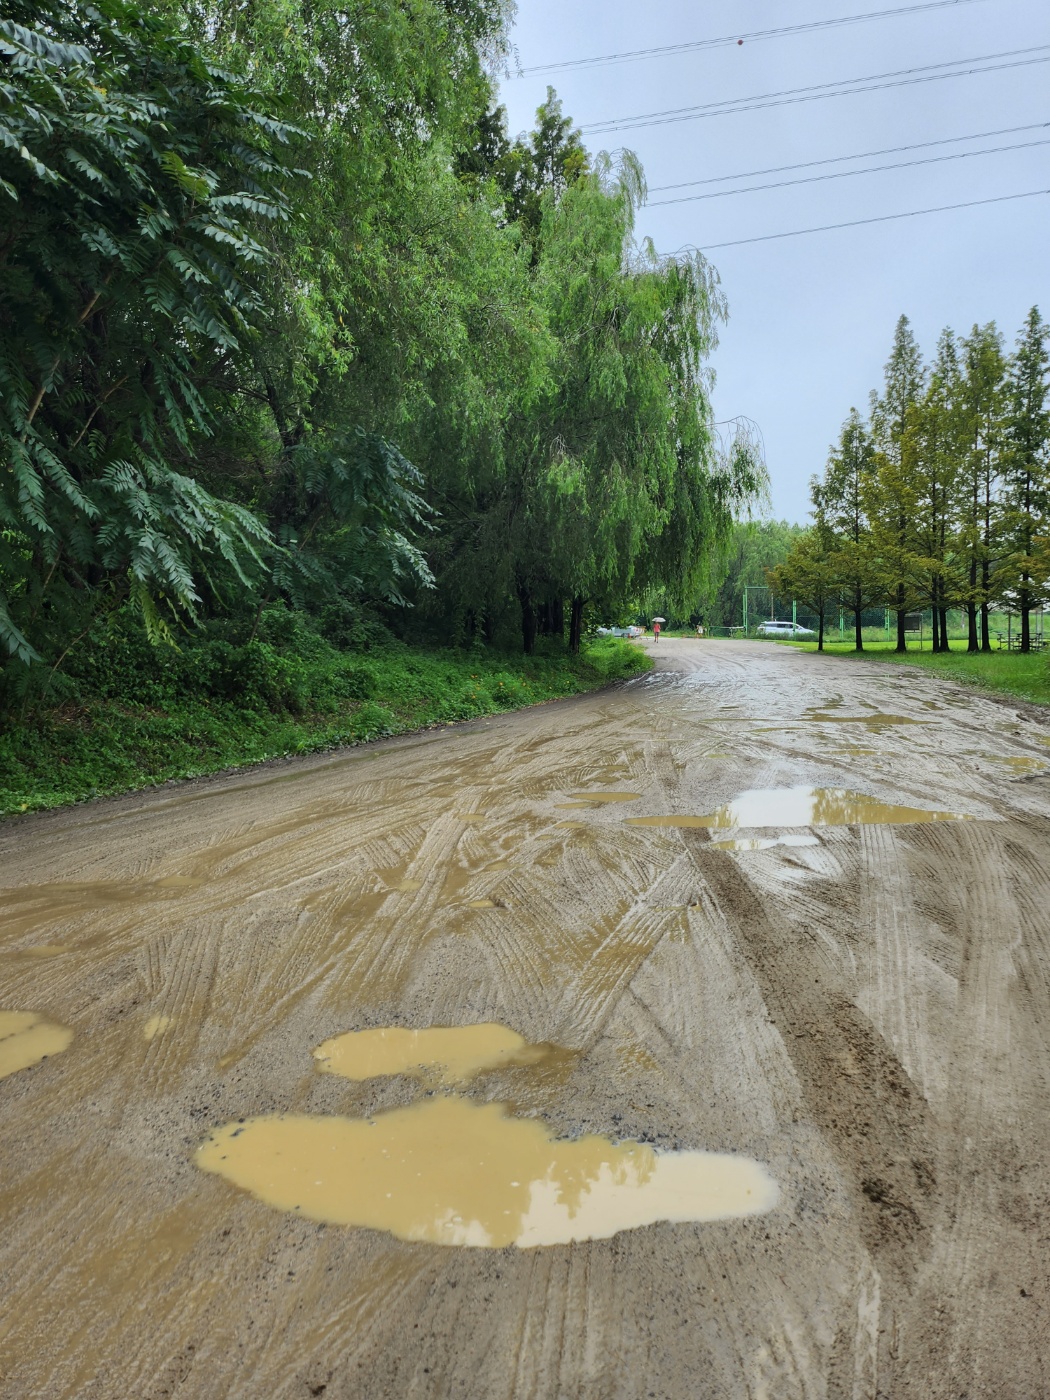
[313,1023,553,1086]
[627,786,969,830]
[195,1097,778,1248]
[0,1010,74,1080]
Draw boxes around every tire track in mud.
[4,640,1050,1399]
[895,820,1050,1399]
[684,836,936,1292]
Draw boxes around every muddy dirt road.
[3,639,1050,1399]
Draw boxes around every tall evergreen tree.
[820,409,880,650]
[957,323,1007,651]
[870,316,925,651]
[1001,307,1050,651]
[914,330,965,651]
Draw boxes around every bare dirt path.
[2,638,1050,1399]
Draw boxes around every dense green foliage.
[1,0,762,734]
[0,611,650,813]
[771,310,1050,653]
[699,519,805,630]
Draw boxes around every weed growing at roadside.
[0,610,651,815]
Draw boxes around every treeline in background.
[0,0,765,730]
[769,311,1050,652]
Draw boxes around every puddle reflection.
[196,1097,778,1247]
[628,786,969,829]
[710,834,821,852]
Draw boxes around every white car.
[755,620,815,638]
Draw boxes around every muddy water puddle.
[196,1097,777,1248]
[314,1024,554,1086]
[0,1010,73,1079]
[710,835,821,852]
[627,786,969,830]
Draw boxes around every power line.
[518,0,994,77]
[647,137,1050,206]
[583,46,1050,135]
[648,121,1050,193]
[697,187,1049,250]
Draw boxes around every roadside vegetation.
[769,311,1050,653]
[0,614,650,815]
[0,0,761,809]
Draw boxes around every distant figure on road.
[696,624,704,637]
[653,622,661,643]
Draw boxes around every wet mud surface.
[2,639,1050,1397]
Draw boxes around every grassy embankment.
[784,637,1050,706]
[0,612,652,817]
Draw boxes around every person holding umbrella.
[652,616,665,643]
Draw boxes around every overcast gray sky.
[498,0,1050,523]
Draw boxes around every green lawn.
[784,638,1050,706]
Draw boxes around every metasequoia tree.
[1001,307,1050,651]
[869,316,926,652]
[819,408,880,650]
[912,330,965,651]
[957,323,1008,651]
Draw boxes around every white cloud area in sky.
[498,0,1050,522]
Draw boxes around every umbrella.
[651,616,666,624]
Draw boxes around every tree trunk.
[895,586,906,652]
[517,581,536,655]
[817,610,825,652]
[1020,579,1031,653]
[568,596,584,655]
[938,606,949,653]
[980,603,991,653]
[854,608,863,652]
[552,597,564,641]
[967,601,979,652]
[931,595,941,652]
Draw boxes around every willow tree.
[170,0,518,613]
[519,153,762,652]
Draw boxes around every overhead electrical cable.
[647,137,1050,206]
[698,187,1049,250]
[518,0,993,76]
[648,121,1050,193]
[582,46,1050,135]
